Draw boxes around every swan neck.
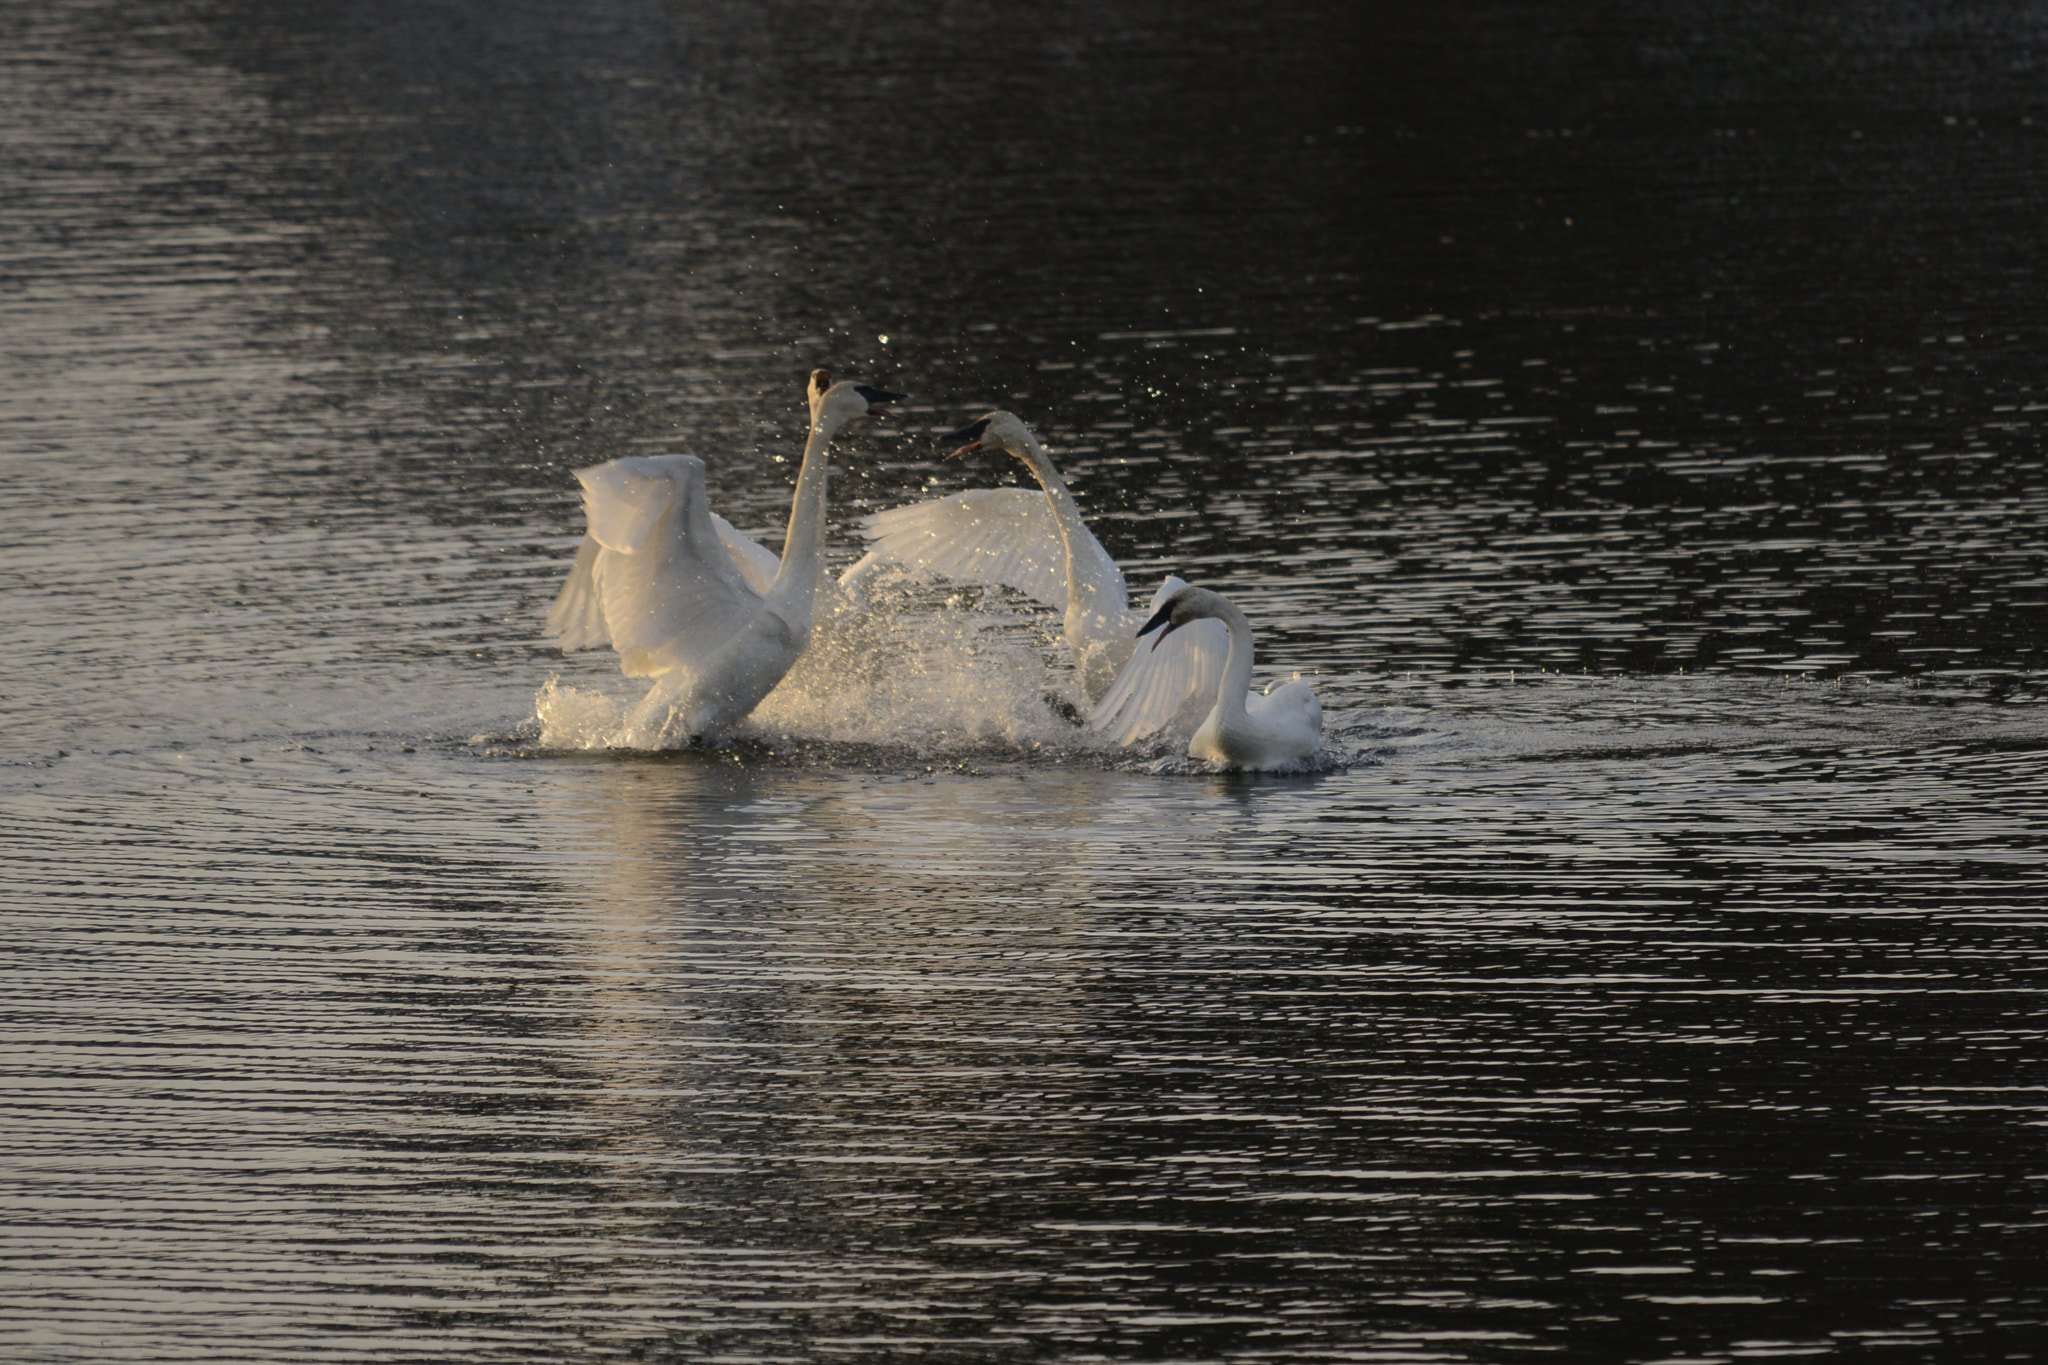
[768,412,841,610]
[1012,433,1100,607]
[1212,598,1257,724]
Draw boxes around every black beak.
[853,384,905,420]
[1137,600,1178,650]
[943,417,991,459]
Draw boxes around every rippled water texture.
[5,0,2047,1360]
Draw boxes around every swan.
[846,409,1227,736]
[1136,585,1323,771]
[542,370,901,742]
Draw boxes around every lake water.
[4,1,2047,1360]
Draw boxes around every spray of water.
[533,581,1114,760]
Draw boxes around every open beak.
[943,417,991,459]
[853,384,905,421]
[1137,601,1179,651]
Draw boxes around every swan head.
[942,410,1034,460]
[809,369,905,429]
[1136,585,1230,650]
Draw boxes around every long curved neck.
[767,411,843,612]
[1209,598,1258,725]
[1010,432,1113,612]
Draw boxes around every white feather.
[575,455,777,681]
[855,487,1079,609]
[543,535,610,651]
[711,514,782,596]
[851,413,1221,711]
[545,516,781,654]
[1085,576,1230,746]
[576,459,676,554]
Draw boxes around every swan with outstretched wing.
[542,371,900,742]
[1136,585,1323,771]
[844,410,1227,744]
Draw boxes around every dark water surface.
[4,1,2048,1360]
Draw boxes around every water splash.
[531,583,1372,777]
[534,585,1109,759]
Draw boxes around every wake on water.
[531,582,1354,774]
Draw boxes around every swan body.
[542,371,899,741]
[847,410,1227,733]
[1138,586,1323,771]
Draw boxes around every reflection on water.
[4,0,2048,1360]
[9,694,2047,1359]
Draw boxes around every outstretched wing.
[577,458,678,555]
[851,487,1071,608]
[711,513,782,595]
[1085,575,1229,746]
[545,478,776,649]
[543,534,611,650]
[574,455,773,678]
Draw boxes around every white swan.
[542,371,901,742]
[1136,586,1323,771]
[846,410,1227,736]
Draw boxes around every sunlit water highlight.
[4,1,2048,1362]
